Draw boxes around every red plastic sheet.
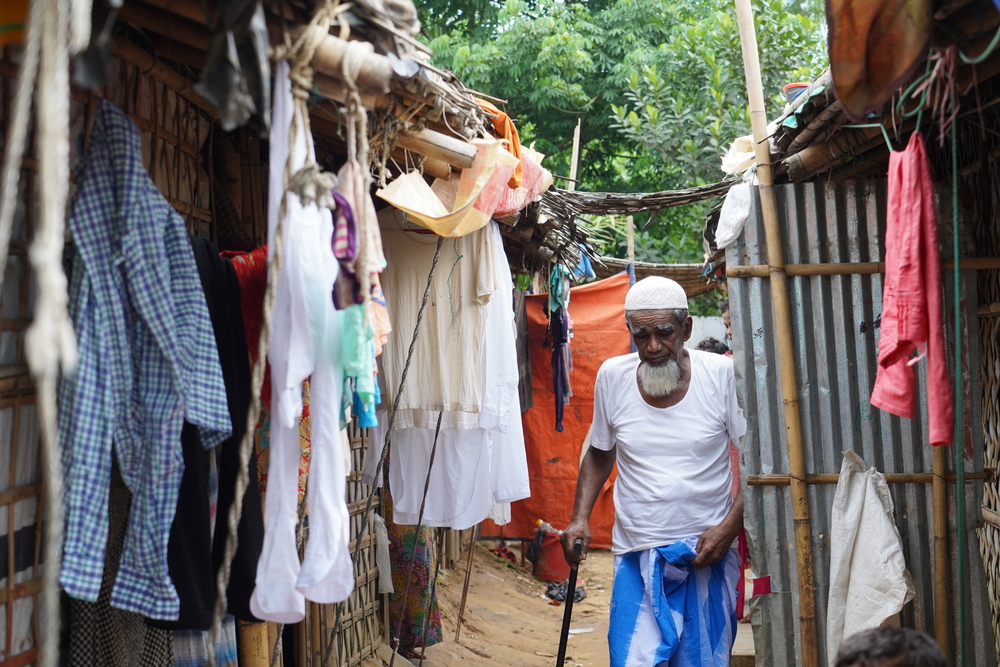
[482,272,631,548]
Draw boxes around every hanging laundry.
[363,222,529,528]
[223,248,313,505]
[477,98,524,188]
[870,132,953,445]
[826,451,915,663]
[222,245,271,407]
[552,307,570,432]
[67,467,173,667]
[171,614,238,667]
[514,289,534,413]
[149,237,264,631]
[826,0,932,122]
[377,207,499,430]
[330,191,361,309]
[59,99,231,621]
[251,60,351,625]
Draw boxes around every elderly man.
[562,277,746,667]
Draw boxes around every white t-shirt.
[590,350,747,554]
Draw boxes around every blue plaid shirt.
[58,100,232,620]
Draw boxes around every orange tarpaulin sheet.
[0,0,27,48]
[482,272,631,548]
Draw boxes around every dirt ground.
[382,540,757,667]
[419,541,614,667]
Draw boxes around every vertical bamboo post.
[237,621,271,667]
[932,446,951,655]
[568,118,581,192]
[732,2,818,665]
[454,526,479,643]
[626,215,635,265]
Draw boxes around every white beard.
[638,359,681,397]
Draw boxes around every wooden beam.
[734,0,817,662]
[118,1,212,52]
[727,257,1000,278]
[748,469,995,486]
[395,128,477,170]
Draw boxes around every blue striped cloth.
[609,537,740,667]
[172,615,238,667]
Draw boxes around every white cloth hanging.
[250,61,351,624]
[377,208,498,430]
[826,450,915,664]
[361,221,529,527]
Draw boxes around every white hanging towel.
[826,450,915,664]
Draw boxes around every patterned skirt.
[384,474,442,653]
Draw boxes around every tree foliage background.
[423,0,826,267]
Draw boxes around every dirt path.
[421,542,614,667]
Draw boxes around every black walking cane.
[556,539,584,666]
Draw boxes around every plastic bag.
[376,139,519,238]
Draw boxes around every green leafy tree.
[423,0,825,265]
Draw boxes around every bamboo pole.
[626,215,635,264]
[727,257,1000,278]
[733,2,818,664]
[747,469,994,486]
[454,526,479,643]
[568,118,581,192]
[237,621,271,667]
[932,446,952,655]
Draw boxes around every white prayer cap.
[624,277,688,312]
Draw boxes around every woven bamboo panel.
[0,47,43,667]
[974,153,1000,658]
[100,54,215,240]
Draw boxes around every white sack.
[826,450,915,665]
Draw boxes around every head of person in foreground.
[625,277,693,398]
[834,627,946,667]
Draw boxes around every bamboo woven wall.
[0,46,43,667]
[972,154,1000,659]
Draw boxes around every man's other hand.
[560,520,591,566]
[692,521,738,568]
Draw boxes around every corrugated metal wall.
[727,181,996,666]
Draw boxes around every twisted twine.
[26,0,84,665]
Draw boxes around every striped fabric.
[172,615,238,667]
[609,537,740,667]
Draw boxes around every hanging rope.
[320,235,444,667]
[206,3,348,664]
[22,0,89,665]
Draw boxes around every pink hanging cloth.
[870,132,954,446]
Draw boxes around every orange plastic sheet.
[0,0,27,48]
[481,272,631,548]
[478,99,523,188]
